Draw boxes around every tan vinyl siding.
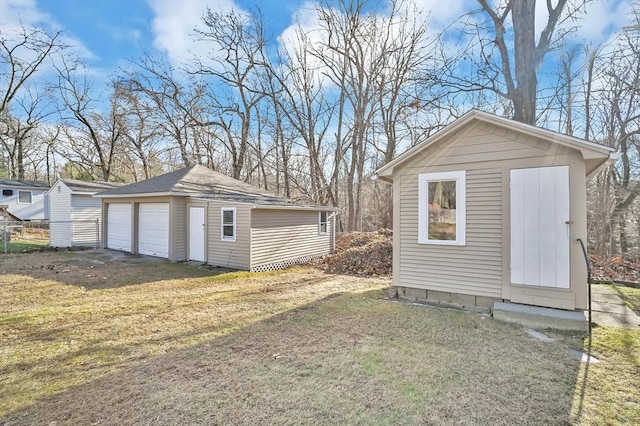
[48,182,72,247]
[250,209,331,269]
[398,168,503,297]
[206,201,251,270]
[396,121,579,299]
[70,195,101,246]
[171,197,187,261]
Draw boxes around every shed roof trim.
[375,109,617,181]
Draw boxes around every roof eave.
[251,204,339,212]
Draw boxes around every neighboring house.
[0,180,49,220]
[94,165,337,271]
[47,179,123,247]
[375,109,617,312]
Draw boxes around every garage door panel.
[107,204,132,252]
[138,203,169,258]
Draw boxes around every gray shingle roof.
[61,179,124,193]
[97,165,291,203]
[0,179,49,189]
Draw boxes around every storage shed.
[47,179,122,247]
[375,110,617,311]
[95,165,336,270]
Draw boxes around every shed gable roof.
[375,109,617,181]
[95,165,290,204]
[59,179,123,194]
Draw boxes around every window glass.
[221,208,235,240]
[427,181,457,241]
[418,171,466,246]
[319,211,328,234]
[18,191,32,204]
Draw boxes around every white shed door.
[138,203,169,258]
[189,206,206,262]
[510,166,570,289]
[107,203,132,252]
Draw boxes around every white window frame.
[418,171,466,246]
[220,207,236,242]
[17,190,32,204]
[318,211,328,235]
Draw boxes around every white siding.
[0,187,48,220]
[48,182,72,247]
[70,195,101,247]
[206,201,251,270]
[251,209,331,269]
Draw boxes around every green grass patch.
[572,327,640,424]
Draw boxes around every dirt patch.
[0,249,218,289]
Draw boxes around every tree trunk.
[512,0,537,125]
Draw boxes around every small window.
[221,207,236,241]
[418,171,466,245]
[319,211,328,234]
[18,191,32,204]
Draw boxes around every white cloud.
[0,0,94,61]
[147,0,241,66]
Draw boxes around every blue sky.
[1,0,634,90]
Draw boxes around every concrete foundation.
[493,301,588,331]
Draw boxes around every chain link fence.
[0,219,101,253]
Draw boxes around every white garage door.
[138,203,169,258]
[107,203,132,252]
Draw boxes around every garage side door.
[107,203,132,252]
[138,203,169,258]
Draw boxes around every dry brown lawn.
[1,250,638,425]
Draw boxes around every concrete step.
[493,302,588,331]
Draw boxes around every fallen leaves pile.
[314,229,392,276]
[590,255,640,283]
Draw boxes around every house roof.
[0,179,49,190]
[375,109,618,182]
[57,179,124,194]
[94,165,293,204]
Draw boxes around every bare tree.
[194,8,269,180]
[440,0,588,125]
[56,59,125,181]
[1,25,65,179]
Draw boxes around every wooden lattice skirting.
[251,255,323,272]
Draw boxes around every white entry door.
[510,166,570,289]
[189,206,206,262]
[138,203,169,258]
[107,203,132,252]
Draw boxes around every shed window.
[221,208,236,241]
[418,171,466,245]
[319,211,328,234]
[18,191,32,204]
